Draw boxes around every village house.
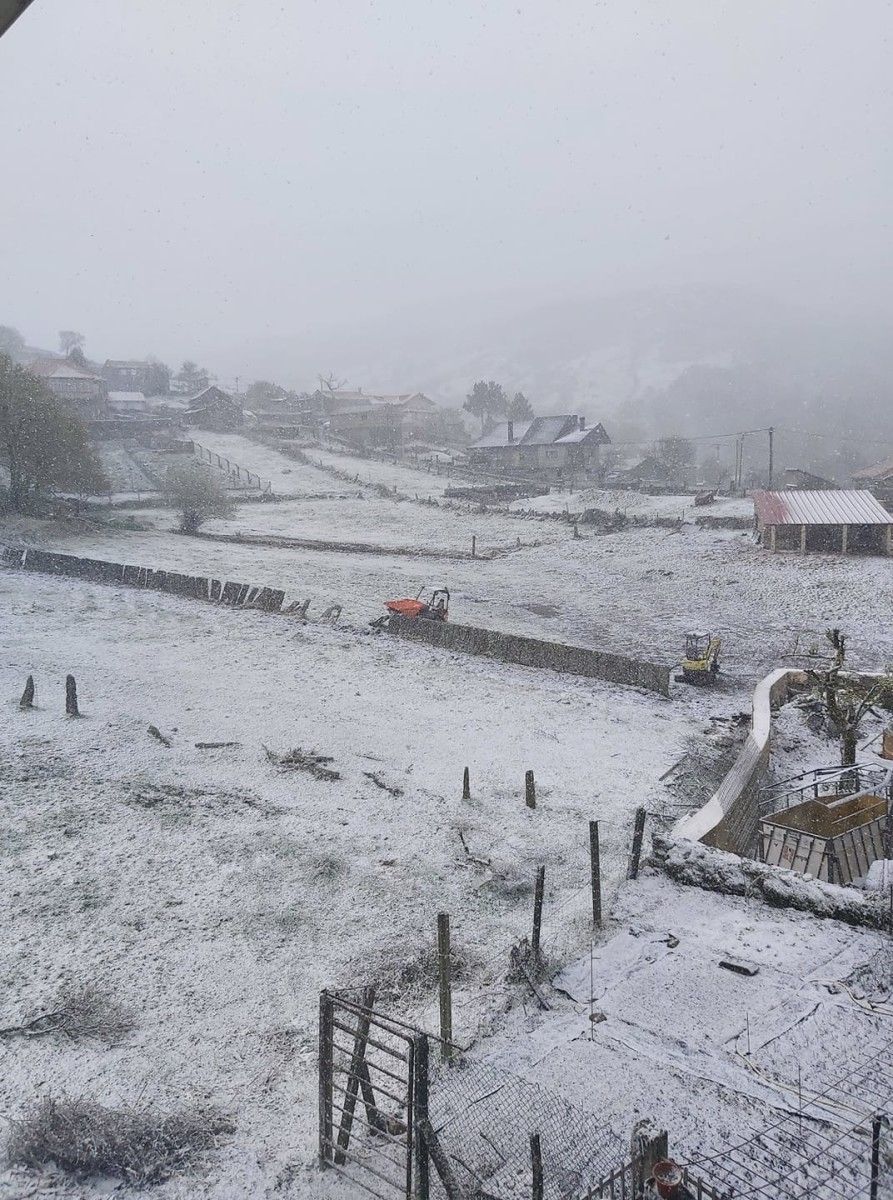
[782,467,837,490]
[102,360,154,392]
[852,456,893,503]
[752,488,893,555]
[183,385,243,432]
[324,389,439,448]
[27,358,109,419]
[468,416,610,478]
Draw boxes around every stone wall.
[651,834,889,930]
[2,546,290,613]
[385,614,670,696]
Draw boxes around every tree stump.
[65,675,80,717]
[20,675,34,709]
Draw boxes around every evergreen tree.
[507,391,534,421]
[463,380,508,431]
[0,355,107,511]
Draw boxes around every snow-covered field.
[0,565,690,1199]
[3,435,892,1197]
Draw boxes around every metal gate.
[319,988,429,1200]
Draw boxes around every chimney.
[507,420,514,443]
[579,415,586,431]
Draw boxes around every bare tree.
[806,629,893,765]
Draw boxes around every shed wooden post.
[841,524,849,554]
[800,524,807,553]
[770,524,777,551]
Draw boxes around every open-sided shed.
[752,488,893,554]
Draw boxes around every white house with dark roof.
[469,415,610,476]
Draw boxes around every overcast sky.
[0,0,890,381]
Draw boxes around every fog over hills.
[219,282,891,475]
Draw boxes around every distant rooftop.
[27,357,104,381]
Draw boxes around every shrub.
[7,1095,233,1184]
[164,462,234,534]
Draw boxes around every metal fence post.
[589,820,603,928]
[532,866,545,963]
[413,1034,430,1200]
[530,1132,543,1200]
[318,991,334,1168]
[628,807,647,879]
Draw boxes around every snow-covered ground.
[510,485,754,520]
[3,436,892,1198]
[0,566,691,1199]
[474,869,892,1195]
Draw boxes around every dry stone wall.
[385,613,670,696]
[2,546,289,613]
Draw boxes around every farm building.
[468,416,610,477]
[752,489,893,554]
[852,456,893,503]
[782,467,836,490]
[184,385,243,431]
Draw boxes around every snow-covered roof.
[471,420,534,448]
[852,456,893,482]
[553,422,611,446]
[752,488,892,526]
[27,358,104,382]
[520,415,576,446]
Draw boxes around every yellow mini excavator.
[681,631,721,685]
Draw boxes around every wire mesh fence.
[426,1055,625,1199]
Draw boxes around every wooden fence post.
[20,675,34,709]
[589,820,602,929]
[525,770,536,810]
[532,866,545,963]
[628,807,647,879]
[462,766,471,800]
[471,535,476,559]
[318,991,334,1168]
[530,1133,543,1200]
[413,1034,431,1200]
[65,675,79,717]
[437,913,453,1061]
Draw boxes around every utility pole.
[768,426,774,489]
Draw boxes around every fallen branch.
[148,725,172,748]
[457,830,492,868]
[263,745,341,782]
[363,771,404,798]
